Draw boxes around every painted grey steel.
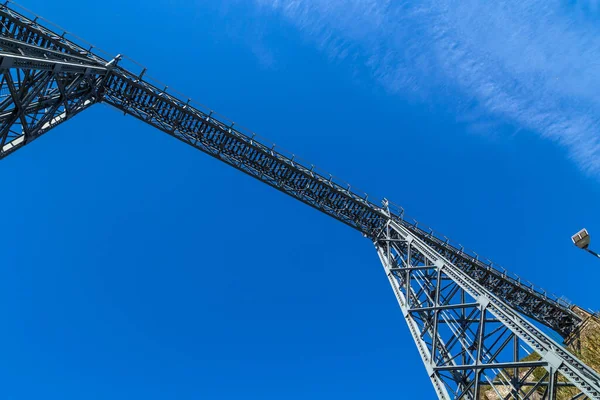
[0,1,582,339]
[0,51,108,158]
[0,2,597,398]
[104,63,582,338]
[377,215,600,399]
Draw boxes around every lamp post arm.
[586,248,600,259]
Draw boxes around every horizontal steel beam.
[98,64,581,337]
[433,360,547,371]
[0,52,107,74]
[0,4,107,66]
[0,1,583,339]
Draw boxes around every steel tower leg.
[0,52,109,159]
[1,3,599,398]
[375,217,600,399]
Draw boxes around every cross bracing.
[377,219,600,399]
[0,59,105,157]
[0,2,597,398]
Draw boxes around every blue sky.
[2,0,600,398]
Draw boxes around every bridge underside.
[0,49,106,158]
[0,2,598,399]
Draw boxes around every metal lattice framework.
[378,218,600,399]
[0,2,598,398]
[0,37,108,157]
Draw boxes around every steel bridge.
[0,2,598,398]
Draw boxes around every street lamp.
[572,228,600,259]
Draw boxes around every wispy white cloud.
[253,0,600,177]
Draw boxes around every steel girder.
[0,5,108,66]
[400,220,582,338]
[0,1,110,159]
[0,2,597,398]
[376,218,600,399]
[0,2,582,339]
[0,51,108,158]
[100,64,582,338]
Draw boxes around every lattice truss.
[0,1,587,343]
[0,36,107,158]
[376,219,600,399]
[1,1,600,399]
